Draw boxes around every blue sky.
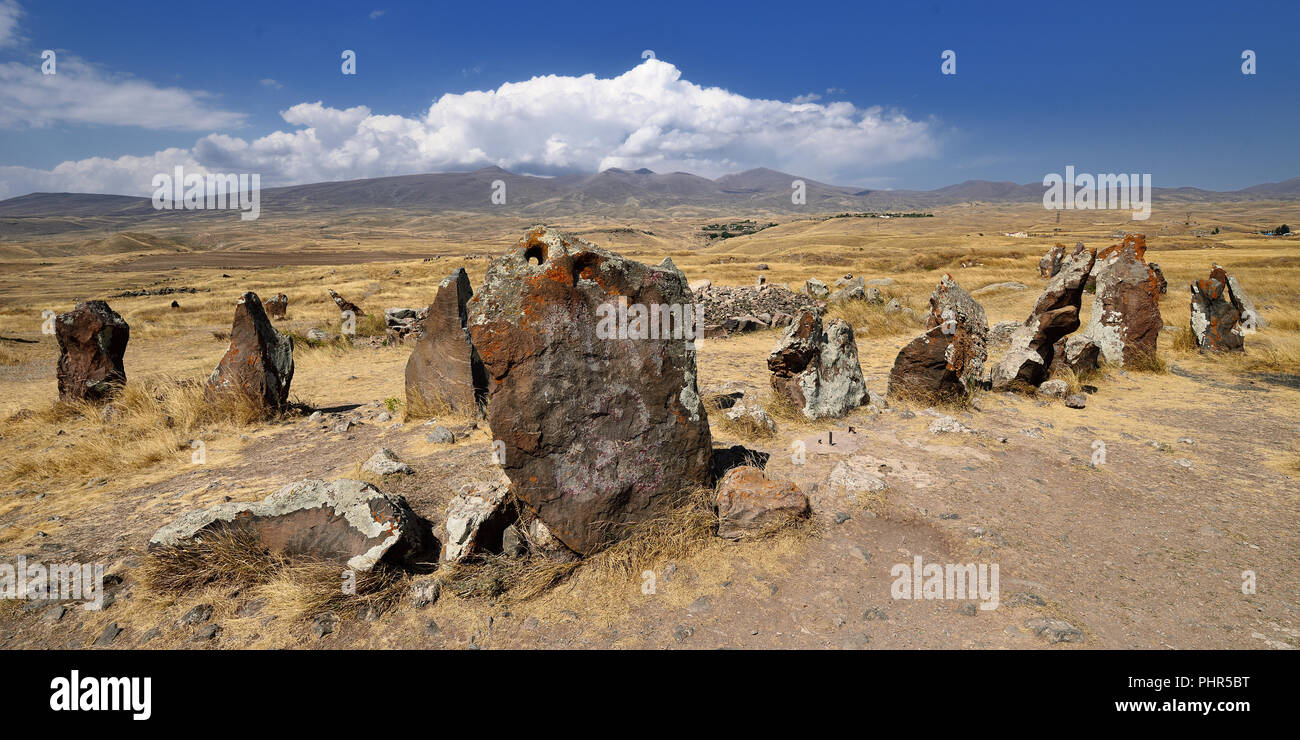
[0,0,1296,197]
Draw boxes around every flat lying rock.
[148,478,430,572]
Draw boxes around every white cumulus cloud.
[0,58,938,197]
[0,0,21,48]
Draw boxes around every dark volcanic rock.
[888,275,987,401]
[767,311,867,419]
[148,478,431,572]
[467,227,712,555]
[992,242,1096,389]
[206,292,294,409]
[1079,234,1162,366]
[55,300,129,403]
[405,268,488,416]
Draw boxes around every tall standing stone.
[467,227,712,555]
[767,311,867,419]
[888,275,987,401]
[206,292,294,409]
[1079,234,1162,366]
[991,242,1096,389]
[55,300,129,403]
[405,269,488,416]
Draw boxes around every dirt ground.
[0,201,1296,650]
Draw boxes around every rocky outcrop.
[1039,244,1066,278]
[148,479,431,572]
[1190,265,1249,351]
[206,292,294,410]
[888,275,987,401]
[1078,234,1162,366]
[405,269,487,416]
[715,466,810,540]
[264,293,288,319]
[767,311,867,419]
[384,307,425,344]
[327,289,365,316]
[467,227,712,555]
[991,242,1096,389]
[55,300,129,403]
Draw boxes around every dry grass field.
[0,200,1297,649]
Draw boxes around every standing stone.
[327,289,365,316]
[405,269,488,416]
[1050,335,1101,376]
[1039,244,1066,278]
[1148,264,1168,295]
[467,227,712,555]
[55,300,129,403]
[1190,265,1248,351]
[767,311,867,419]
[888,275,987,401]
[991,242,1096,389]
[1079,234,1162,366]
[264,293,289,319]
[804,278,829,300]
[206,292,294,409]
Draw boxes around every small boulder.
[361,447,414,476]
[715,466,810,540]
[442,478,514,562]
[1037,379,1069,398]
[804,278,830,299]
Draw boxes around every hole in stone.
[524,245,547,266]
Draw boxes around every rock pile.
[694,283,820,338]
[767,311,868,419]
[405,268,488,416]
[467,227,712,555]
[206,292,294,410]
[54,300,129,403]
[888,275,987,401]
[383,307,426,344]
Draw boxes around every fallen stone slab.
[148,478,431,572]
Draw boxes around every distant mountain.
[1,167,1296,231]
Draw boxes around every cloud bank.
[0,58,938,199]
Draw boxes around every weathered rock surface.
[405,269,488,416]
[1190,265,1249,351]
[1051,335,1101,376]
[1149,263,1168,294]
[327,289,364,316]
[264,293,288,319]
[767,311,867,419]
[991,242,1096,389]
[804,278,829,299]
[888,275,987,401]
[1078,234,1162,366]
[1039,244,1066,278]
[715,466,810,540]
[467,227,712,555]
[723,401,777,436]
[55,300,129,403]
[148,478,430,572]
[442,478,514,562]
[361,447,414,476]
[695,283,821,339]
[206,292,294,409]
